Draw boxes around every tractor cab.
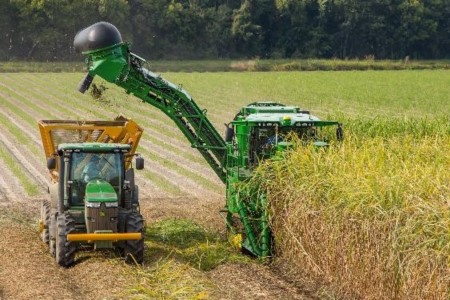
[38,117,146,267]
[56,143,137,207]
[49,142,144,238]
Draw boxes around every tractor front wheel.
[124,211,144,264]
[55,212,77,267]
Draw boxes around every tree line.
[1,0,449,61]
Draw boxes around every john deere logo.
[100,210,106,217]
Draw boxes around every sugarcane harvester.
[38,116,146,267]
[74,22,343,258]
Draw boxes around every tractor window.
[69,152,123,205]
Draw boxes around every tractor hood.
[85,179,118,203]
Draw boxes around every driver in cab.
[81,155,101,182]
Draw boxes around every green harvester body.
[74,22,342,257]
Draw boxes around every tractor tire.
[39,200,51,244]
[49,211,57,257]
[123,211,144,264]
[115,209,128,252]
[55,212,77,267]
[49,238,56,257]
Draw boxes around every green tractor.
[38,117,146,267]
[74,22,343,257]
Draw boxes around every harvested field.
[0,70,448,299]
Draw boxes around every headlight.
[105,202,119,208]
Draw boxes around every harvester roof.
[246,111,319,123]
[235,102,338,127]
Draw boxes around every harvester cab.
[73,22,343,259]
[228,102,341,168]
[38,116,146,267]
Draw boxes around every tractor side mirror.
[47,157,56,170]
[135,157,144,170]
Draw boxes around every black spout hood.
[74,22,122,53]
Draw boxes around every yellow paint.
[230,233,243,250]
[67,232,142,241]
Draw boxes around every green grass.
[256,58,450,71]
[4,70,448,121]
[1,59,448,72]
[1,73,213,196]
[0,61,87,72]
[0,96,42,196]
[0,109,42,158]
[0,145,39,196]
[146,218,248,270]
[0,77,59,119]
[141,171,184,196]
[124,218,249,299]
[0,69,448,197]
[164,70,450,120]
[139,147,221,193]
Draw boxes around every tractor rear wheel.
[39,200,51,244]
[55,212,77,267]
[123,211,144,264]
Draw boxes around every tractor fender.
[132,185,139,205]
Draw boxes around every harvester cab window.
[248,126,319,167]
[249,127,279,166]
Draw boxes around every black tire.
[55,212,77,267]
[49,238,56,257]
[49,210,57,257]
[123,211,144,264]
[115,209,128,252]
[39,200,50,244]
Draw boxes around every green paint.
[85,179,118,203]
